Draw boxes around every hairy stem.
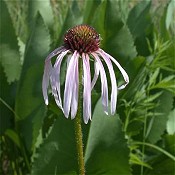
[74,59,85,175]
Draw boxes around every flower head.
[42,24,129,124]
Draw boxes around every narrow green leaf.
[150,75,175,94]
[148,68,160,88]
[164,134,175,155]
[144,92,162,103]
[134,141,175,161]
[85,99,131,175]
[0,0,21,83]
[130,153,152,169]
[5,129,21,148]
[15,13,50,151]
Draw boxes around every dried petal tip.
[64,24,100,54]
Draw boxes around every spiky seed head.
[64,25,100,54]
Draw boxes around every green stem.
[0,97,20,118]
[74,59,85,175]
[141,112,147,175]
[124,108,131,132]
[134,141,175,161]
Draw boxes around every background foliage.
[0,0,175,175]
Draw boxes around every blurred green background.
[0,0,175,175]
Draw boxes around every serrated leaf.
[15,13,50,152]
[127,0,152,56]
[147,91,174,143]
[90,0,137,64]
[28,0,54,31]
[85,99,131,175]
[31,114,78,175]
[0,0,21,83]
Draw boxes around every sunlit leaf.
[166,0,175,30]
[28,0,54,32]
[166,109,175,135]
[164,134,175,155]
[0,0,21,83]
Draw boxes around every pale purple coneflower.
[42,25,129,124]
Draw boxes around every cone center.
[64,25,100,54]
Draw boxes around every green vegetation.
[0,0,174,174]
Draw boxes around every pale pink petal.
[91,61,100,90]
[51,50,69,109]
[71,53,79,119]
[99,49,129,90]
[63,51,78,118]
[46,46,66,60]
[82,53,91,124]
[42,46,66,105]
[91,53,108,114]
[42,60,52,105]
[97,50,117,115]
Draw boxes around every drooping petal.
[99,49,129,90]
[71,53,79,119]
[51,50,69,109]
[91,53,108,114]
[63,51,78,118]
[97,50,117,115]
[91,61,100,90]
[42,60,52,105]
[46,46,66,60]
[82,53,91,124]
[42,46,66,105]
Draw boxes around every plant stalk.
[74,59,85,175]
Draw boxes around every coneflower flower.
[42,25,129,124]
